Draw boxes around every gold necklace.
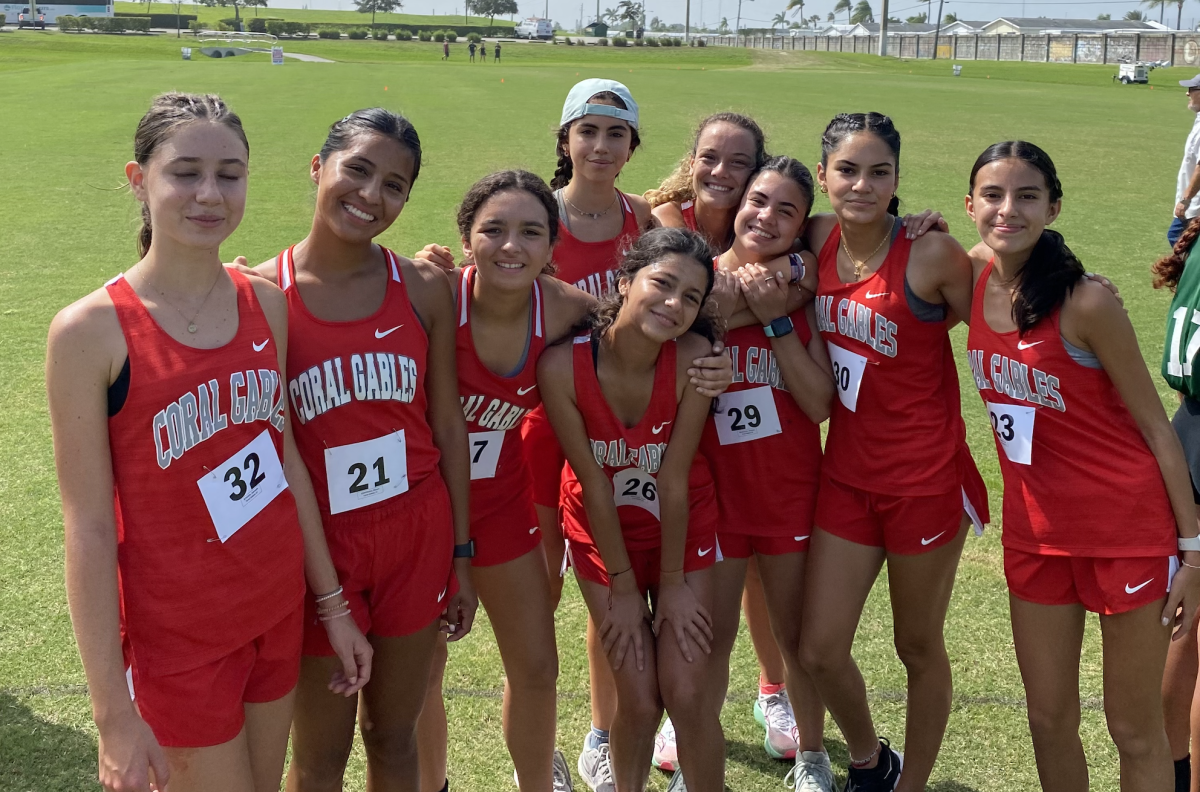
[840,216,895,281]
[563,189,618,220]
[135,266,221,334]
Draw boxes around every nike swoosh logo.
[920,531,946,546]
[1126,578,1153,594]
[864,291,889,299]
[1016,340,1043,350]
[528,527,538,535]
[517,384,537,396]
[252,339,269,352]
[698,546,713,556]
[375,325,403,339]
[437,587,447,602]
[652,422,671,434]
[794,535,810,541]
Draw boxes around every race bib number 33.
[197,430,289,543]
[325,430,409,515]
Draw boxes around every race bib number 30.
[324,430,409,515]
[197,430,289,543]
[985,401,1036,466]
[826,342,867,412]
[468,430,505,480]
[612,468,659,518]
[714,386,782,445]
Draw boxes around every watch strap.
[763,316,794,338]
[1180,536,1200,553]
[453,540,476,558]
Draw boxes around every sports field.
[0,29,1189,790]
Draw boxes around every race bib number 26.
[324,430,409,515]
[197,429,289,542]
[612,468,659,518]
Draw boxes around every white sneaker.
[784,750,835,792]
[577,740,615,792]
[754,690,799,760]
[666,768,688,792]
[652,716,678,772]
[552,749,574,792]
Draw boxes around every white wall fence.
[704,32,1200,65]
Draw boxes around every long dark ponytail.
[969,141,1081,334]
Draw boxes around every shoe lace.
[783,755,834,792]
[593,743,615,786]
[761,691,797,733]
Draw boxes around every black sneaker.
[842,739,902,792]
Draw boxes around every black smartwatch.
[453,540,476,559]
[763,316,794,339]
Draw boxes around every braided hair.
[1154,218,1200,291]
[551,91,641,191]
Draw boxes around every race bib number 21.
[324,430,409,515]
[197,430,289,542]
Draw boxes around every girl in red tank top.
[799,113,989,790]
[47,94,366,791]
[964,141,1200,788]
[540,228,728,792]
[698,157,837,778]
[252,109,476,792]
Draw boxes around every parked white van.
[515,17,553,39]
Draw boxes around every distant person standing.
[480,42,488,62]
[443,39,450,59]
[1172,75,1200,245]
[468,40,477,61]
[494,40,501,62]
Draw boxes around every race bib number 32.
[985,401,1036,466]
[826,342,867,412]
[612,468,659,518]
[324,430,409,515]
[197,429,289,543]
[713,386,782,446]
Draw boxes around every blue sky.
[292,0,1195,32]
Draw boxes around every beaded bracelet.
[314,585,344,603]
[318,607,352,622]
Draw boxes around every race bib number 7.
[324,430,409,515]
[612,468,659,518]
[197,430,288,542]
[985,401,1036,466]
[826,342,867,412]
[468,430,505,480]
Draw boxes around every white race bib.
[324,430,409,515]
[197,429,289,542]
[468,430,505,480]
[713,386,782,446]
[985,401,1036,466]
[612,468,659,518]
[826,342,868,412]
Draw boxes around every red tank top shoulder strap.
[532,277,545,343]
[817,223,841,266]
[651,339,678,410]
[973,259,994,306]
[228,267,268,334]
[382,247,403,282]
[277,245,297,291]
[457,264,474,327]
[879,224,914,278]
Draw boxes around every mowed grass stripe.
[1,37,1181,789]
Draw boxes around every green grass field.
[0,28,1190,790]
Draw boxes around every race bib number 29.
[324,430,409,515]
[197,430,289,542]
[713,386,782,445]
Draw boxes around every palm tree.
[809,13,820,25]
[1175,0,1186,29]
[826,10,835,20]
[771,10,787,30]
[834,0,851,23]
[850,0,873,23]
[1125,8,1146,18]
[785,0,804,24]
[943,11,956,21]
[1143,0,1167,23]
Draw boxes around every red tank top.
[106,270,304,675]
[966,262,1175,557]
[560,336,717,550]
[815,225,964,495]
[278,245,440,521]
[456,265,546,528]
[552,191,641,298]
[680,200,698,232]
[700,311,821,535]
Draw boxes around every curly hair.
[1154,218,1200,291]
[132,93,248,257]
[644,112,767,208]
[551,91,641,191]
[586,227,724,344]
[455,169,559,274]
